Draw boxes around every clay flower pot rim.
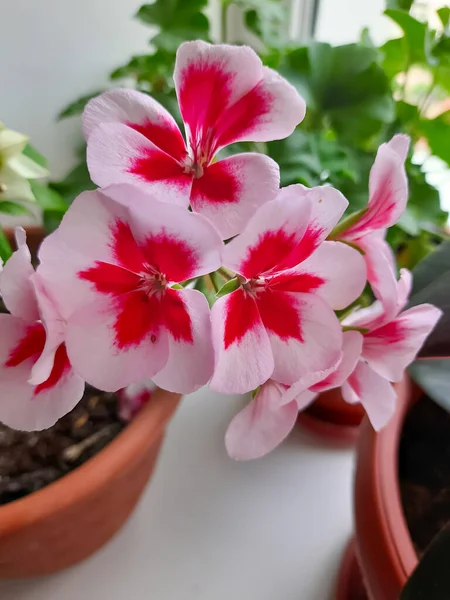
[0,388,179,536]
[369,375,419,579]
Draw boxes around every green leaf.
[136,0,208,28]
[420,111,450,167]
[380,37,408,79]
[0,201,31,216]
[236,0,287,48]
[385,0,413,10]
[58,91,105,120]
[437,7,450,29]
[384,9,427,65]
[409,359,450,413]
[400,526,450,599]
[0,226,12,263]
[22,144,48,169]
[216,277,240,299]
[408,240,450,358]
[29,180,68,212]
[50,160,95,204]
[42,209,66,233]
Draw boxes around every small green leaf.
[22,144,48,168]
[385,0,413,10]
[0,226,12,263]
[58,91,105,120]
[0,201,31,216]
[50,160,95,204]
[384,9,427,65]
[29,181,68,212]
[437,7,450,29]
[420,111,450,167]
[43,209,66,233]
[215,277,240,299]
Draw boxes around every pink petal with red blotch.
[82,89,187,162]
[213,66,306,150]
[362,304,442,382]
[223,185,312,279]
[286,241,366,310]
[190,153,280,239]
[0,315,83,430]
[174,41,263,159]
[0,227,39,321]
[260,291,343,386]
[344,134,410,238]
[278,186,349,269]
[123,195,223,281]
[225,380,298,460]
[38,190,140,319]
[87,123,192,206]
[65,293,170,392]
[28,273,66,386]
[153,288,214,394]
[342,361,397,431]
[312,330,363,392]
[209,289,274,394]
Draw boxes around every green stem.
[218,266,233,281]
[208,272,220,293]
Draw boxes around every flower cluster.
[0,41,441,459]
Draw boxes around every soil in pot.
[0,386,125,505]
[399,395,450,557]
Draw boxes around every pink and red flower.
[38,185,223,394]
[338,134,410,306]
[83,41,305,238]
[209,184,367,395]
[0,228,84,430]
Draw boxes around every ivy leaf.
[384,9,427,65]
[58,91,105,120]
[420,111,450,167]
[0,201,31,216]
[216,278,240,299]
[0,226,12,263]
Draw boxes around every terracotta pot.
[335,375,421,600]
[0,388,181,577]
[297,387,365,443]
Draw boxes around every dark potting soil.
[399,395,450,556]
[0,386,125,505]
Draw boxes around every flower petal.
[223,185,312,278]
[287,240,366,310]
[312,330,363,392]
[82,89,187,162]
[213,66,306,149]
[174,41,263,157]
[225,380,298,460]
[279,185,349,268]
[153,289,214,394]
[121,193,223,281]
[0,227,39,321]
[209,289,274,394]
[190,153,280,239]
[38,189,138,319]
[65,293,169,391]
[363,304,442,382]
[258,291,343,386]
[342,361,397,431]
[28,273,66,386]
[344,135,409,238]
[87,122,192,206]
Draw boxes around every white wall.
[0,0,150,178]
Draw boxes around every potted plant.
[0,40,441,577]
[336,239,450,600]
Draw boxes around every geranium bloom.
[336,134,410,307]
[225,331,361,460]
[209,185,367,395]
[38,185,223,394]
[283,269,442,431]
[0,228,84,430]
[83,41,305,238]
